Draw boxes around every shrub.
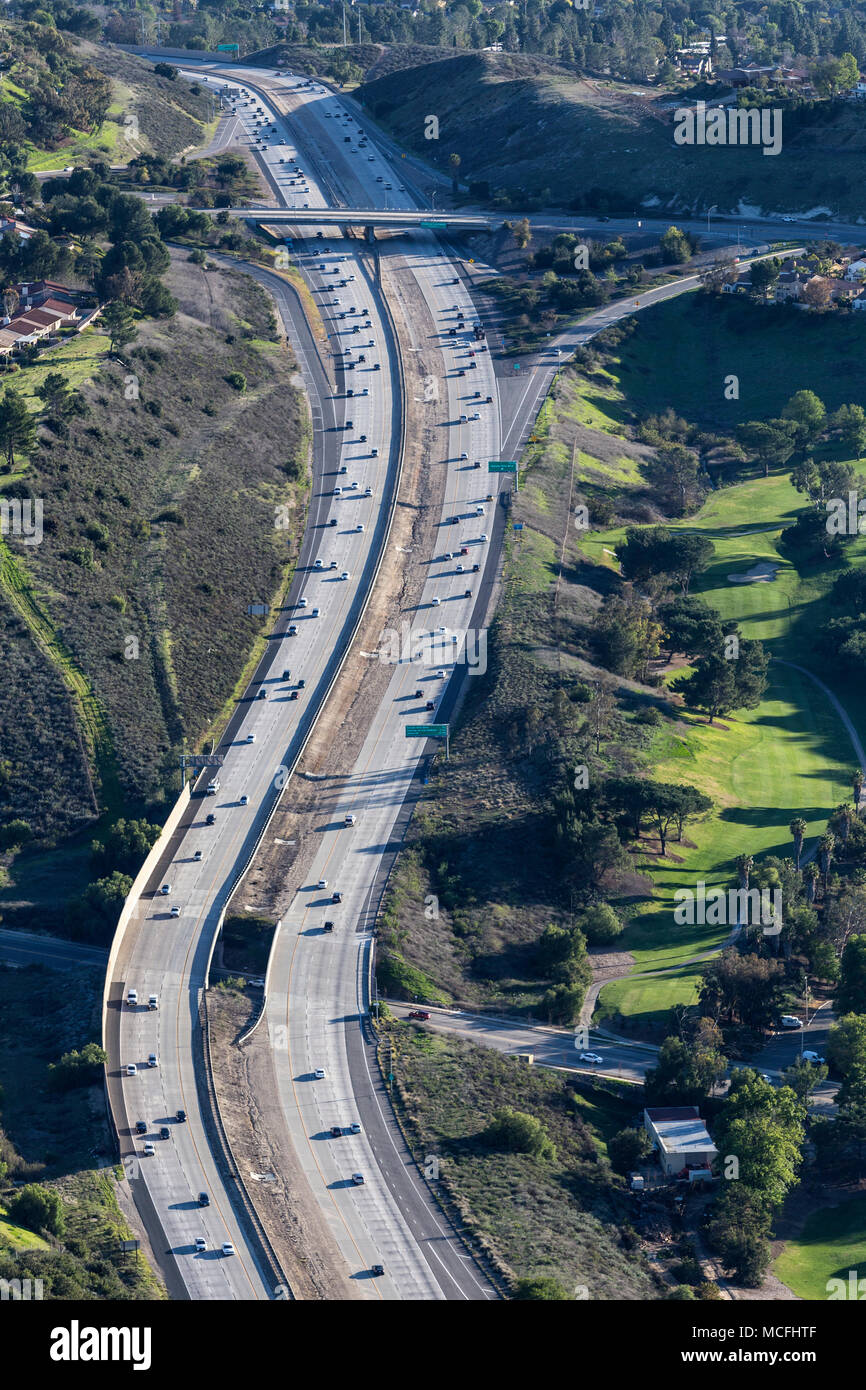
[225,372,246,392]
[482,1107,556,1161]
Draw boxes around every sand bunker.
[727,561,779,584]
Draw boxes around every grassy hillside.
[0,252,308,851]
[357,51,866,217]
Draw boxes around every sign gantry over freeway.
[405,723,450,760]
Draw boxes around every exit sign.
[405,724,448,739]
[488,461,517,473]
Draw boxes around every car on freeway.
[345,813,356,825]
[288,625,298,635]
[126,1064,137,1076]
[349,1122,362,1134]
[135,1120,147,1134]
[314,1068,326,1080]
[221,1243,235,1258]
[170,906,181,918]
[323,920,335,933]
[341,571,350,580]
[195,1237,207,1252]
[198,1191,210,1207]
[159,1126,170,1140]
[143,1142,155,1156]
[371,1264,385,1277]
[352,1172,365,1185]
[247,732,256,743]
[332,890,343,903]
[160,883,171,895]
[177,1110,186,1122]
[331,1125,342,1138]
[240,794,249,805]
[206,812,216,825]
[147,1054,158,1068]
[318,878,328,889]
[579,1052,604,1064]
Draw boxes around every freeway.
[108,75,409,1298]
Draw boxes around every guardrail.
[101,783,191,1054]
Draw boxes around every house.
[844,256,866,282]
[676,48,713,77]
[853,290,866,311]
[723,270,752,294]
[644,1106,718,1178]
[0,216,36,240]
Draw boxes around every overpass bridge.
[190,205,495,235]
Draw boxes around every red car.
[408,1010,430,1021]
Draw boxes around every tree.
[788,818,807,872]
[674,641,768,724]
[577,902,622,945]
[644,1021,726,1105]
[48,1042,107,1090]
[828,1017,866,1084]
[90,818,161,876]
[706,1185,772,1285]
[482,1107,556,1159]
[660,225,692,264]
[35,371,71,417]
[513,1277,571,1299]
[608,1126,653,1175]
[736,419,797,477]
[100,300,138,355]
[512,215,532,250]
[836,935,866,1015]
[782,389,826,440]
[713,1070,805,1210]
[855,768,864,814]
[749,258,781,297]
[449,151,462,195]
[588,674,616,754]
[803,862,819,905]
[817,831,835,892]
[0,388,35,470]
[7,1184,65,1238]
[699,950,788,1030]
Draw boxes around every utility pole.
[358,8,362,44]
[342,1,347,45]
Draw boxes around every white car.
[143,1142,155,1157]
[480,532,489,542]
[314,1068,326,1080]
[435,669,447,678]
[579,1052,604,1064]
[299,596,308,606]
[356,524,364,533]
[345,813,356,825]
[341,571,350,580]
[780,1015,803,1029]
[349,1122,362,1134]
[247,732,256,743]
[221,1243,235,1257]
[351,1172,365,1185]
[431,596,441,606]
[170,906,181,918]
[802,1051,826,1064]
[126,1064,137,1076]
[195,1237,207,1252]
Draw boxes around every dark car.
[198,1192,209,1207]
[282,669,291,679]
[135,1120,147,1135]
[288,624,298,635]
[371,1264,385,1277]
[330,1125,342,1138]
[408,1010,430,1020]
[176,1109,186,1122]
[289,689,299,700]
[329,518,338,526]
[460,546,469,555]
[160,1127,170,1140]
[472,563,480,572]
[425,701,435,711]
[332,890,343,903]
[323,920,335,933]
[298,678,306,688]
[464,589,472,598]
[206,813,216,825]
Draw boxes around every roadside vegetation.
[0,962,160,1298]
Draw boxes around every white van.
[127,989,138,1007]
[206,777,220,795]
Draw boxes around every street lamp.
[707,204,718,235]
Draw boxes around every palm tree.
[818,831,835,893]
[736,853,754,889]
[803,863,820,904]
[789,817,807,872]
[854,768,864,814]
[831,803,855,845]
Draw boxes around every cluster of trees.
[823,569,866,682]
[39,168,176,316]
[0,15,109,151]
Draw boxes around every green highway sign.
[420,220,447,229]
[405,724,448,739]
[488,461,517,472]
[217,43,239,52]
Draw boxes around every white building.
[644,1106,718,1178]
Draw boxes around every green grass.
[0,1209,51,1253]
[8,329,111,415]
[774,1195,866,1301]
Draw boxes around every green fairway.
[774,1195,866,1301]
[587,312,866,1022]
[595,963,703,1031]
